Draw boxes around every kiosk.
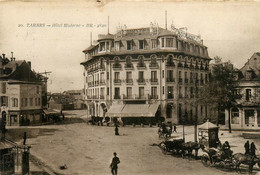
[198,120,219,148]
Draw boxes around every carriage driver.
[222,141,232,158]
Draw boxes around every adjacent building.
[0,53,46,126]
[81,23,211,124]
[226,52,260,130]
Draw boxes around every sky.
[0,1,259,93]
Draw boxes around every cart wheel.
[201,154,210,167]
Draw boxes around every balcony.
[100,95,105,99]
[178,78,183,83]
[150,78,158,85]
[178,63,183,68]
[136,63,146,69]
[93,95,98,99]
[167,94,174,99]
[124,64,134,70]
[87,95,92,99]
[190,80,194,84]
[149,63,159,69]
[135,95,146,100]
[195,65,199,70]
[166,78,175,83]
[113,64,122,70]
[99,65,105,71]
[114,95,121,99]
[200,80,204,85]
[125,78,133,85]
[100,80,106,85]
[184,64,189,68]
[137,78,146,85]
[95,80,100,86]
[123,94,134,100]
[185,79,189,84]
[114,79,121,85]
[166,62,175,67]
[149,94,158,99]
[179,94,183,98]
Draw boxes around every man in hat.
[110,152,120,175]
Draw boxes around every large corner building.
[81,23,211,124]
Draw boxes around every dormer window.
[160,37,175,48]
[246,71,253,80]
[151,39,157,48]
[139,40,144,50]
[100,42,105,52]
[115,41,120,51]
[127,40,132,50]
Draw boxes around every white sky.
[0,1,259,93]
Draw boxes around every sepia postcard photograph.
[0,0,260,174]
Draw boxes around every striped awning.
[106,103,160,117]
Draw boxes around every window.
[100,42,105,51]
[162,70,164,78]
[245,110,255,125]
[167,86,174,99]
[25,98,28,107]
[231,108,239,124]
[138,71,144,81]
[30,98,33,106]
[127,87,132,98]
[126,72,132,83]
[137,56,145,67]
[179,86,182,98]
[12,98,18,107]
[114,88,120,99]
[166,38,173,47]
[167,70,174,82]
[114,72,120,80]
[151,71,157,82]
[185,87,187,98]
[139,40,144,49]
[151,87,157,98]
[107,72,109,80]
[38,98,41,106]
[139,87,144,98]
[125,56,132,68]
[150,55,157,66]
[190,87,194,98]
[1,82,6,94]
[106,41,110,51]
[151,39,157,48]
[246,89,251,101]
[115,41,120,51]
[35,98,38,106]
[107,88,109,96]
[161,38,165,47]
[162,86,164,95]
[127,41,132,50]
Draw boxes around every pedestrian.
[110,152,120,175]
[173,124,177,133]
[115,125,119,135]
[244,140,250,155]
[250,142,257,157]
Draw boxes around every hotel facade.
[81,23,211,124]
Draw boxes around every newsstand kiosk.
[198,120,219,148]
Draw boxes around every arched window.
[125,56,133,68]
[113,57,121,68]
[231,108,239,124]
[137,56,145,67]
[150,55,158,67]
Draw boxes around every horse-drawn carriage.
[157,123,172,139]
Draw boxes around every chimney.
[28,61,31,68]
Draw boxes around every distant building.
[225,52,260,130]
[81,23,211,124]
[0,53,47,126]
[48,90,86,110]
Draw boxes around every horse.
[181,141,200,159]
[232,153,260,173]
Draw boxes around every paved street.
[5,111,259,175]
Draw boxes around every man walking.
[173,124,177,133]
[244,140,250,155]
[110,152,120,175]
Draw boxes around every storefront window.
[231,108,239,124]
[245,110,255,125]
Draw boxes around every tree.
[199,56,237,133]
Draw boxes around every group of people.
[244,140,257,156]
